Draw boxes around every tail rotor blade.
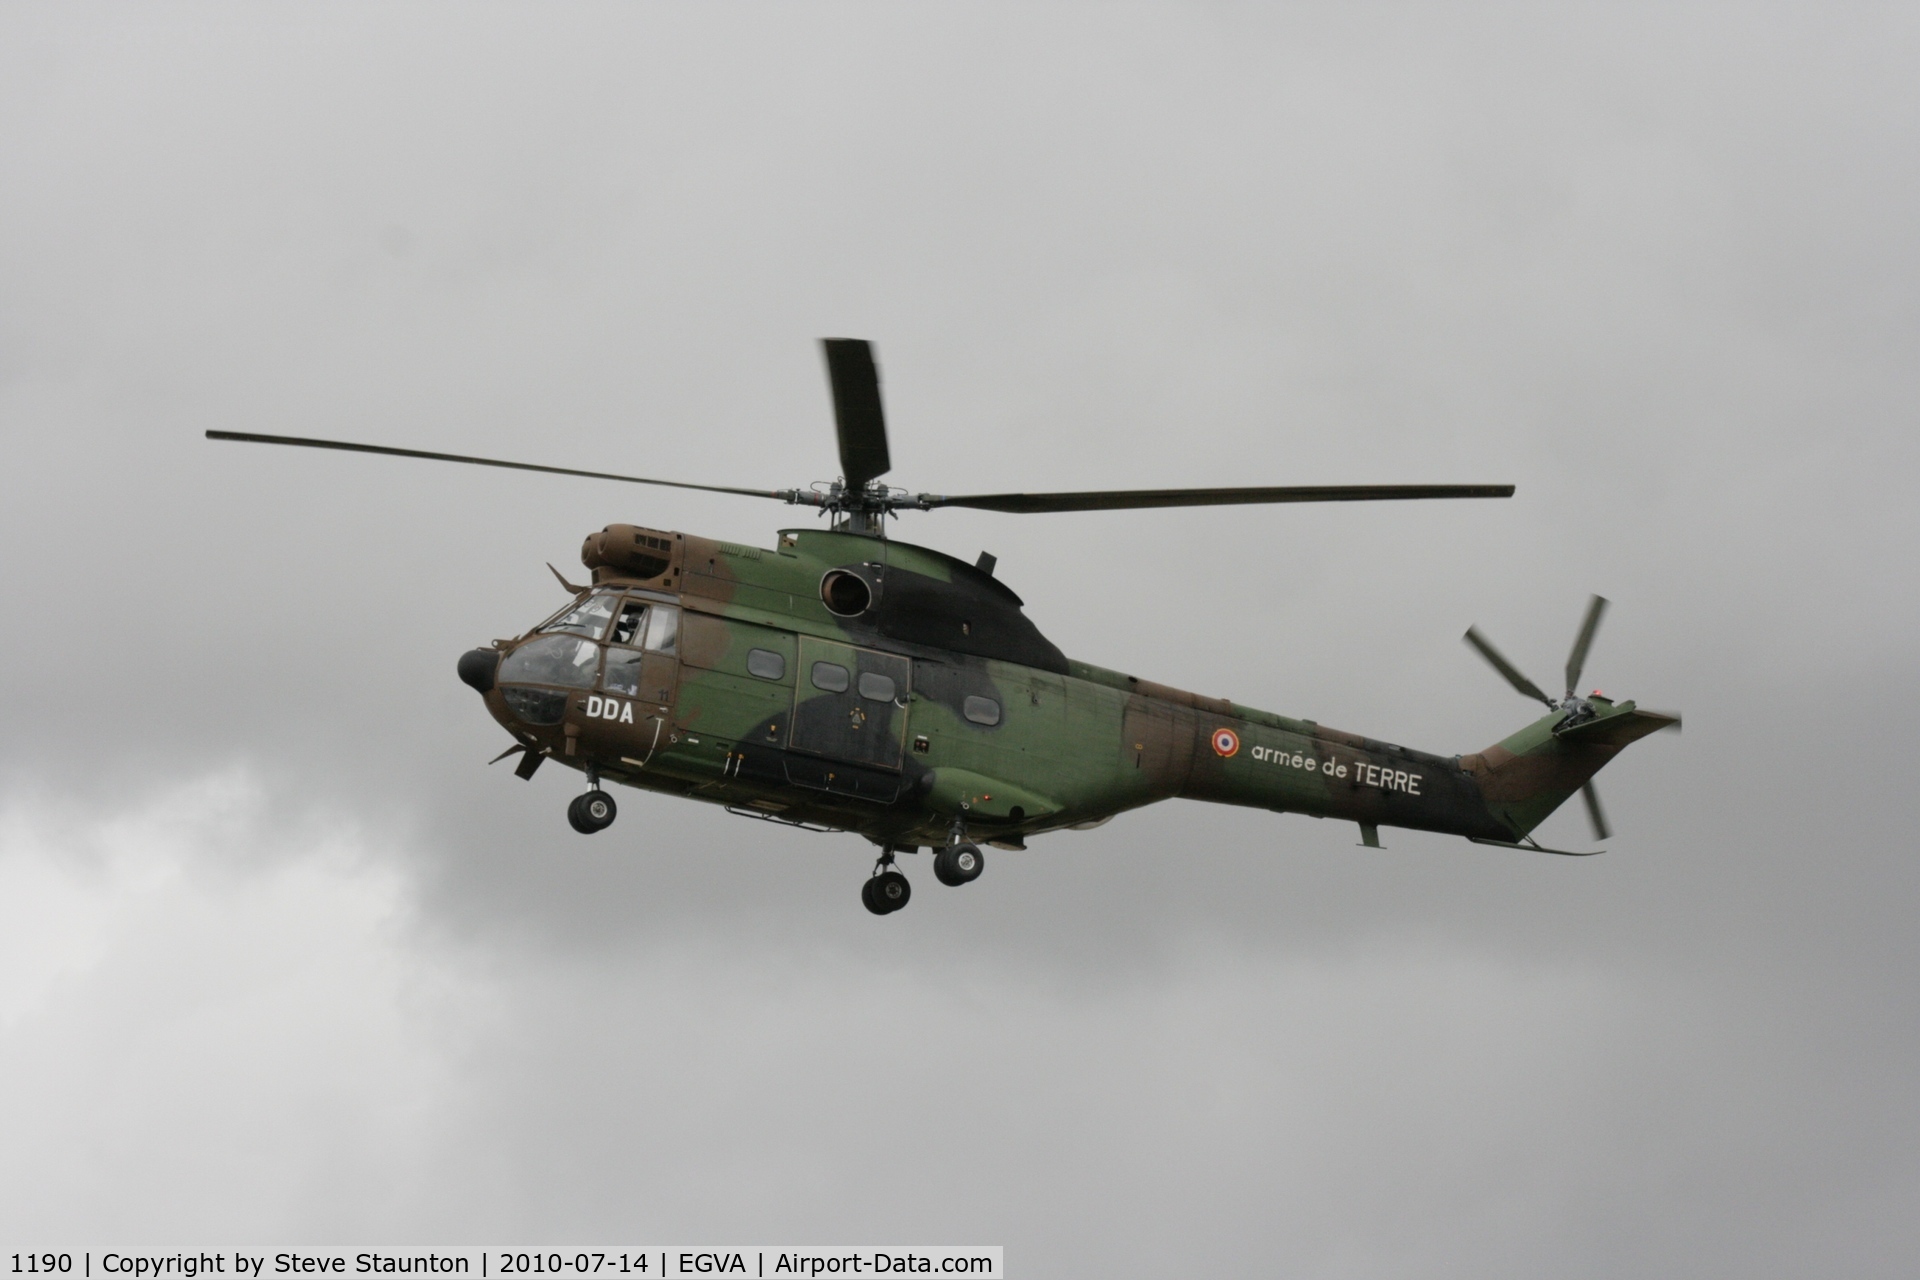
[1581,781,1611,843]
[1464,627,1556,708]
[1564,594,1609,698]
[821,338,891,491]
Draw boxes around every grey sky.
[2,4,1916,1275]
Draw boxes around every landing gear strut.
[861,847,912,915]
[933,816,985,887]
[568,769,617,834]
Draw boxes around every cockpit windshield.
[541,592,621,639]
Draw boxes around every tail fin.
[1463,699,1678,839]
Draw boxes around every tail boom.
[1172,696,1672,846]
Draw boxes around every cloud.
[1,3,1917,1273]
[0,774,472,1238]
[4,775,1916,1275]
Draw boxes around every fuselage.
[462,525,1636,851]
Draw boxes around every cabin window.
[543,593,620,639]
[811,661,850,693]
[747,649,786,681]
[612,601,646,645]
[644,604,679,654]
[499,635,600,688]
[963,695,1001,726]
[858,672,897,702]
[603,647,643,697]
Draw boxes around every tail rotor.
[1580,779,1611,842]
[1463,626,1557,709]
[1463,594,1617,844]
[1563,594,1609,703]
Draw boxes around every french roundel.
[1211,728,1240,757]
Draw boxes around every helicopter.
[209,338,1678,915]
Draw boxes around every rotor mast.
[839,493,887,536]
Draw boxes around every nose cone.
[457,647,499,694]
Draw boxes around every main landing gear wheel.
[862,869,911,915]
[567,790,616,834]
[933,842,985,887]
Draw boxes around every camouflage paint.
[473,526,1672,852]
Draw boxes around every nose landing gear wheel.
[933,842,984,886]
[567,790,616,834]
[862,869,911,915]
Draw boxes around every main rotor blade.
[1463,626,1557,708]
[1581,780,1612,843]
[821,338,890,490]
[1564,594,1609,698]
[205,431,789,501]
[920,483,1514,514]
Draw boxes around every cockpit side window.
[644,605,679,654]
[542,593,621,639]
[603,647,643,697]
[612,601,647,646]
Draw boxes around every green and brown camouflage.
[458,522,1676,856]
[212,336,1676,907]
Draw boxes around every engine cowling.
[581,524,683,586]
